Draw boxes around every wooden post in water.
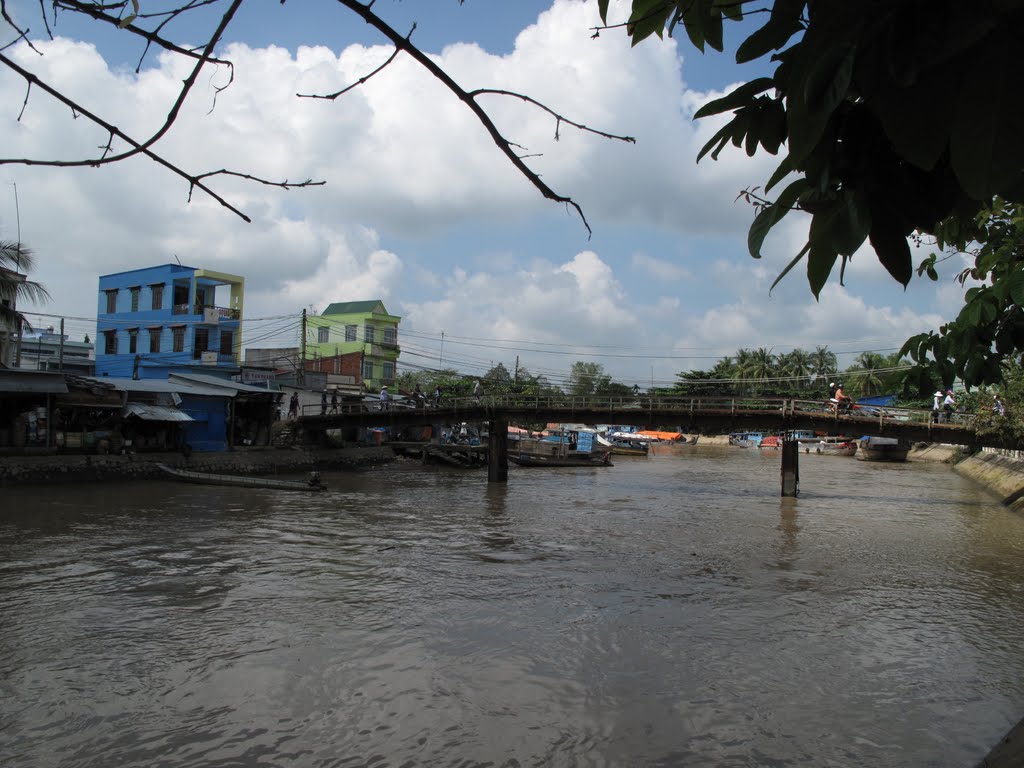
[781,439,799,497]
[488,417,508,483]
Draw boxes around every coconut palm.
[0,242,49,331]
[810,345,838,380]
[744,347,778,391]
[852,351,888,398]
[779,348,813,389]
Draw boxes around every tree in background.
[0,242,49,332]
[567,361,611,397]
[606,0,1024,390]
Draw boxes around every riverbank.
[0,446,396,487]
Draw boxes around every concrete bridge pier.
[781,440,799,497]
[488,418,508,483]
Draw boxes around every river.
[2,446,1024,767]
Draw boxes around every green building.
[306,300,400,391]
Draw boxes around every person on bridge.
[433,385,442,407]
[321,390,328,415]
[933,390,944,422]
[413,383,425,407]
[828,382,837,400]
[831,384,851,414]
[330,389,339,414]
[379,385,389,411]
[943,389,957,422]
[473,379,482,401]
[288,392,299,421]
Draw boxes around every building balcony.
[171,304,242,322]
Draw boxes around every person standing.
[433,385,442,407]
[473,379,482,401]
[330,389,339,414]
[994,394,1006,416]
[321,390,328,415]
[379,384,389,411]
[288,392,299,421]
[932,390,944,423]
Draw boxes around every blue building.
[95,264,245,380]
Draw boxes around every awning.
[0,370,68,394]
[122,403,195,422]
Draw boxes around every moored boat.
[509,428,612,467]
[855,436,909,462]
[157,463,328,491]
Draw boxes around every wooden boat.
[509,430,612,467]
[802,437,857,456]
[156,463,328,491]
[601,430,652,456]
[855,436,909,462]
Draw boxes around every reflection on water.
[3,448,1024,767]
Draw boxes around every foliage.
[607,1,1024,390]
[0,242,49,331]
[902,199,1024,389]
[567,361,611,397]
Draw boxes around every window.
[128,328,138,354]
[148,327,161,353]
[103,330,117,355]
[173,283,189,311]
[383,327,397,346]
[130,286,141,312]
[361,360,373,381]
[220,330,233,356]
[194,328,209,358]
[318,326,330,343]
[345,325,357,342]
[104,289,118,313]
[364,325,376,344]
[382,362,395,382]
[172,326,185,353]
[150,283,164,311]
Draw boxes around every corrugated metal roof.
[168,372,278,395]
[0,370,69,394]
[80,376,228,397]
[123,403,196,422]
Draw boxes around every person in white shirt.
[942,389,956,422]
[932,390,943,422]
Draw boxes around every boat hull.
[157,463,328,491]
[509,438,612,467]
[855,438,909,462]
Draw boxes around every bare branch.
[468,88,636,145]
[297,39,403,100]
[0,51,322,221]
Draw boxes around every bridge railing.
[305,394,961,428]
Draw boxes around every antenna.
[12,181,21,269]
[174,254,182,265]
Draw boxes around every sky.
[0,0,970,389]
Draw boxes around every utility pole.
[299,309,307,387]
[514,355,519,385]
[439,331,444,367]
[58,318,64,373]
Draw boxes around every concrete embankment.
[954,451,1024,513]
[0,446,395,488]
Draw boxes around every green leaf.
[1008,267,1024,306]
[764,154,794,193]
[696,122,733,163]
[747,178,810,258]
[807,207,842,296]
[803,45,855,117]
[693,77,775,119]
[598,0,610,24]
[950,28,1024,198]
[736,9,804,62]
[769,241,812,294]
[868,213,913,286]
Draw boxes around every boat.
[509,428,612,467]
[603,435,650,456]
[729,431,764,448]
[804,437,858,456]
[156,463,328,491]
[854,436,909,462]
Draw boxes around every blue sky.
[2,0,964,388]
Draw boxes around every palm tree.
[852,351,887,398]
[733,348,753,393]
[779,348,813,389]
[745,347,778,392]
[810,345,838,381]
[0,242,49,330]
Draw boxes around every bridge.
[299,394,1007,447]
